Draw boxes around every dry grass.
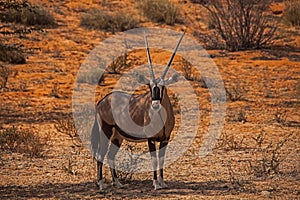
[0,126,46,157]
[0,0,57,27]
[0,65,10,89]
[284,0,300,27]
[80,9,139,33]
[138,0,179,25]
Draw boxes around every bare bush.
[199,0,278,51]
[49,81,60,98]
[54,114,81,147]
[225,84,247,101]
[0,126,46,157]
[248,132,292,178]
[215,131,246,151]
[80,10,139,33]
[284,0,300,27]
[107,51,131,74]
[138,0,179,25]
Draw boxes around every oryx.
[91,31,185,190]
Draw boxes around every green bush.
[284,0,300,27]
[80,10,139,33]
[138,0,179,25]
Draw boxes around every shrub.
[80,10,139,33]
[248,132,292,178]
[198,0,278,51]
[138,0,179,25]
[0,64,11,89]
[0,126,45,157]
[0,0,57,27]
[284,0,300,27]
[54,114,82,147]
[0,43,26,64]
[0,1,56,64]
[107,51,131,74]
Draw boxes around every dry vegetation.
[0,0,299,199]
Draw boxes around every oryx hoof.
[97,180,107,191]
[158,177,168,189]
[113,179,124,189]
[159,181,168,189]
[153,180,163,190]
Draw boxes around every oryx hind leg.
[94,121,113,191]
[107,131,124,188]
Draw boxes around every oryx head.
[138,31,185,111]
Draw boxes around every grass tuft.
[138,0,179,25]
[80,10,139,33]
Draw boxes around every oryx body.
[91,31,185,190]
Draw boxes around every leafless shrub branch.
[198,0,278,51]
[215,131,246,151]
[54,114,82,147]
[247,132,292,178]
[107,51,132,74]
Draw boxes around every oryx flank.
[91,31,185,190]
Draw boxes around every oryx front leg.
[158,141,168,189]
[148,140,162,190]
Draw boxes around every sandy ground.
[0,1,299,199]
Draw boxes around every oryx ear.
[165,73,180,85]
[136,74,150,85]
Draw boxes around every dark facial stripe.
[153,86,160,100]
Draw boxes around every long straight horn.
[161,31,185,80]
[144,31,155,82]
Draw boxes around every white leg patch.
[153,179,162,190]
[97,180,106,191]
[113,178,124,188]
[158,176,168,188]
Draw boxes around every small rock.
[261,190,271,196]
